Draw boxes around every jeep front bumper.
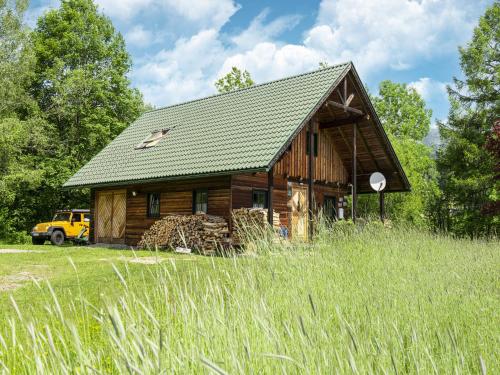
[31,232,50,239]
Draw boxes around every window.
[306,132,318,157]
[53,212,71,222]
[252,190,268,209]
[193,190,208,214]
[71,213,82,223]
[135,129,169,149]
[147,193,160,217]
[83,214,91,222]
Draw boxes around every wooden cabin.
[64,62,410,245]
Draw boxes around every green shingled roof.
[64,62,351,188]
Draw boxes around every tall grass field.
[0,225,498,373]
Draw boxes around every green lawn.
[0,226,498,374]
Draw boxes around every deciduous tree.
[215,67,254,93]
[31,0,145,161]
[358,81,440,228]
[372,80,431,141]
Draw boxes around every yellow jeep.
[31,209,90,245]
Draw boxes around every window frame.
[71,213,82,223]
[323,195,337,220]
[192,189,208,214]
[135,129,169,149]
[252,189,268,209]
[306,131,318,157]
[147,192,161,218]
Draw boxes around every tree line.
[0,0,498,242]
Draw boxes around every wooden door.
[96,190,126,243]
[323,196,337,221]
[290,184,308,240]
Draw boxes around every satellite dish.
[370,172,386,192]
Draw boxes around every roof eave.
[62,167,268,190]
[347,65,411,192]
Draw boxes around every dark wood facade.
[89,69,409,246]
[90,121,350,246]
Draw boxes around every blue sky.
[28,0,495,142]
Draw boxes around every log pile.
[232,208,280,244]
[138,214,229,255]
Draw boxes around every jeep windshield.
[52,213,71,222]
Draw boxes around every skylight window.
[135,129,169,149]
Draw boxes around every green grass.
[0,225,498,374]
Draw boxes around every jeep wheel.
[32,237,45,245]
[50,230,65,246]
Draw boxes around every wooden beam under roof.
[319,114,367,129]
[327,100,364,116]
[334,126,364,174]
[356,125,382,171]
[345,93,355,107]
[346,72,407,189]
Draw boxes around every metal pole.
[352,122,357,222]
[268,167,274,226]
[308,120,314,239]
[379,191,385,223]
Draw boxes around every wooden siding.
[313,184,348,212]
[93,176,231,246]
[91,119,352,244]
[231,173,347,238]
[89,189,96,243]
[274,123,349,184]
[231,173,288,226]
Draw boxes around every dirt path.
[0,249,45,254]
[0,271,45,292]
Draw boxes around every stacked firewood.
[232,208,281,244]
[138,214,229,255]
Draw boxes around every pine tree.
[437,2,499,236]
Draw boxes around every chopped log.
[232,208,280,244]
[138,213,230,255]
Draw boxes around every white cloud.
[218,43,322,84]
[95,0,154,21]
[133,29,226,106]
[95,0,239,29]
[126,0,489,109]
[125,25,154,46]
[231,9,301,50]
[162,0,240,30]
[409,78,450,140]
[305,0,480,76]
[216,0,481,93]
[25,0,60,27]
[409,77,448,103]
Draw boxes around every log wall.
[230,173,348,230]
[231,173,288,226]
[92,176,231,246]
[274,123,349,184]
[90,124,350,244]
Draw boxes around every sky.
[27,0,495,144]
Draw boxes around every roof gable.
[64,63,352,188]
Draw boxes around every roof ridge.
[144,61,352,114]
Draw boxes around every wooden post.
[379,191,385,222]
[308,120,315,239]
[268,166,273,226]
[352,122,357,222]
